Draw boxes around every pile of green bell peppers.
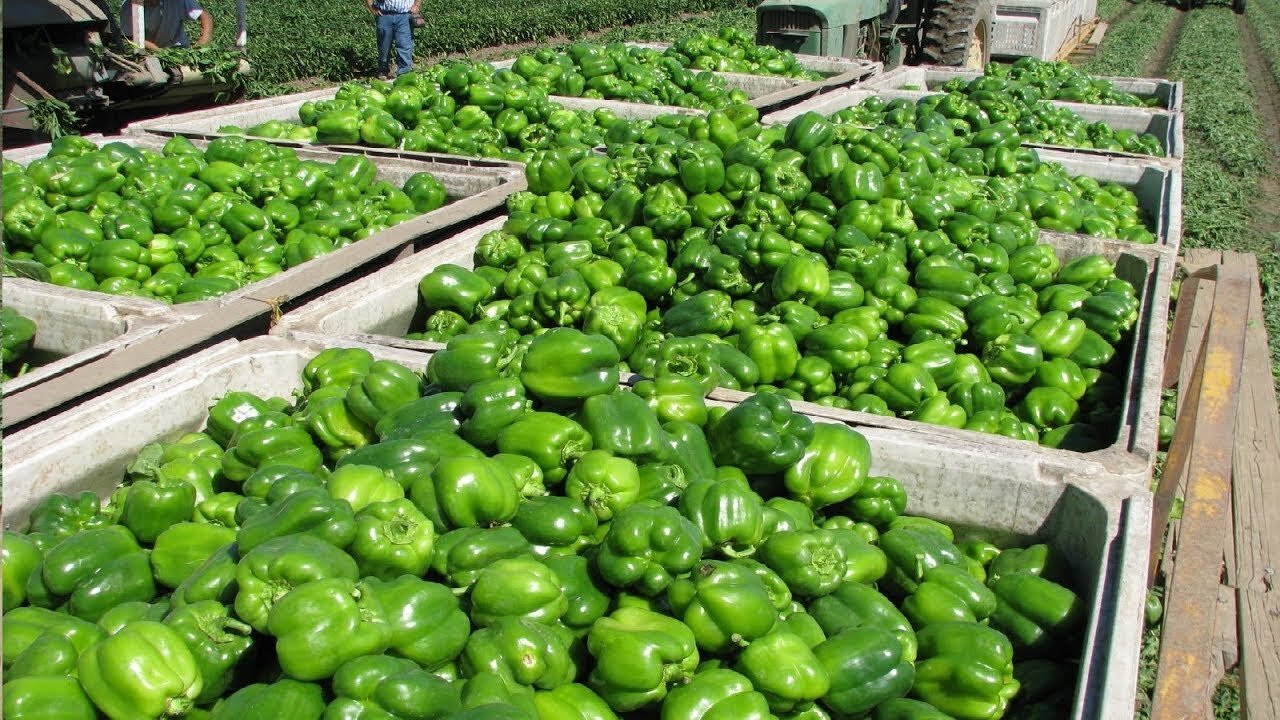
[403,108,1147,450]
[2,135,449,303]
[3,349,1090,720]
[237,31,817,160]
[846,76,1165,158]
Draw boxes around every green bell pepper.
[419,265,494,321]
[210,679,326,720]
[3,676,99,720]
[520,328,621,407]
[707,392,813,475]
[348,499,436,580]
[812,626,915,717]
[784,423,871,510]
[910,622,1020,720]
[901,564,998,628]
[496,411,593,486]
[678,470,766,558]
[735,628,830,713]
[511,495,599,557]
[879,526,966,597]
[758,529,848,598]
[427,330,522,392]
[233,534,359,633]
[596,501,704,596]
[586,607,700,711]
[268,577,390,681]
[666,560,778,653]
[149,522,237,589]
[987,573,1084,657]
[116,479,196,545]
[361,574,470,670]
[470,556,569,626]
[327,654,460,719]
[430,526,534,591]
[236,486,357,553]
[660,669,772,720]
[27,526,156,621]
[164,600,254,704]
[579,390,664,462]
[412,454,519,531]
[78,621,203,719]
[460,614,576,686]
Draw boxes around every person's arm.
[195,9,213,45]
[411,0,420,13]
[366,0,379,14]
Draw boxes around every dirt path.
[1143,8,1186,77]
[1238,12,1280,243]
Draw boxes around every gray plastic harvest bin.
[4,134,524,316]
[763,86,1185,163]
[0,334,1151,720]
[862,64,1183,112]
[1,279,192,396]
[272,217,1173,488]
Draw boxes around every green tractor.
[757,0,992,70]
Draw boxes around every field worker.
[119,0,214,50]
[367,0,422,79]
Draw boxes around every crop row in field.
[593,6,756,43]
[1084,0,1175,76]
[202,0,752,88]
[1095,0,1132,22]
[1247,0,1280,85]
[1244,0,1280,379]
[1165,7,1266,248]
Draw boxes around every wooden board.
[1150,261,1253,719]
[1156,251,1224,584]
[1229,252,1280,720]
[1089,22,1109,46]
[1154,254,1221,585]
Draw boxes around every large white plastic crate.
[272,217,1174,488]
[1,333,1151,720]
[5,134,524,316]
[863,64,1184,112]
[1,280,192,396]
[763,86,1185,164]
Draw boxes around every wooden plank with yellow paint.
[1150,261,1253,720]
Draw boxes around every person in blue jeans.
[366,0,420,78]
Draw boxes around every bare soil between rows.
[1238,12,1280,244]
[1143,7,1186,77]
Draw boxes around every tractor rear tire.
[919,0,992,70]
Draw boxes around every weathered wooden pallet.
[1150,249,1280,720]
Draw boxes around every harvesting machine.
[756,0,995,70]
[3,0,250,135]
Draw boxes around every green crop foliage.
[594,6,757,42]
[1096,0,1133,21]
[200,0,753,90]
[1163,6,1280,389]
[1247,0,1280,85]
[1084,0,1175,77]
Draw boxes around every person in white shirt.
[119,0,213,50]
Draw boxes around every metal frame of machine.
[2,0,249,134]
